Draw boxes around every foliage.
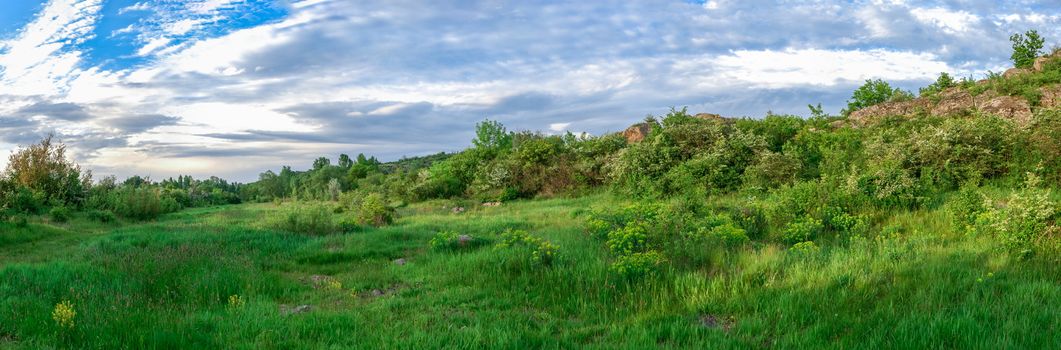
[842,79,914,116]
[496,229,558,265]
[3,135,89,206]
[52,300,76,329]
[973,174,1057,254]
[113,187,164,221]
[49,206,72,223]
[269,203,339,235]
[355,193,395,227]
[919,72,956,97]
[86,210,116,223]
[610,250,666,278]
[1010,30,1045,69]
[782,216,824,244]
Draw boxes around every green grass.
[0,195,1058,349]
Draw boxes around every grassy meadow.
[1,190,1058,349]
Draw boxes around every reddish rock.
[622,123,651,143]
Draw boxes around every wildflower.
[324,279,343,291]
[52,300,76,328]
[228,294,246,309]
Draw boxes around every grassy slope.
[0,194,1058,349]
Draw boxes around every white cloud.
[136,37,172,56]
[0,0,103,96]
[910,7,980,34]
[710,48,954,88]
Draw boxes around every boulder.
[847,99,929,127]
[451,206,465,214]
[977,95,1033,126]
[393,258,407,266]
[930,88,978,116]
[458,234,473,246]
[482,201,502,207]
[280,304,312,316]
[622,123,651,143]
[1003,67,1029,78]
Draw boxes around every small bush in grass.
[430,231,484,251]
[270,204,339,235]
[606,222,650,256]
[52,300,76,328]
[227,294,245,309]
[49,206,71,223]
[610,251,666,279]
[823,206,868,237]
[789,241,821,256]
[706,223,749,246]
[782,216,823,244]
[87,210,116,223]
[949,186,987,233]
[356,193,396,227]
[496,229,558,265]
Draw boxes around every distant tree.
[919,72,956,97]
[472,119,512,153]
[842,79,914,116]
[313,157,331,170]
[1010,30,1045,69]
[338,154,353,169]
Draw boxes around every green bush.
[706,223,749,246]
[113,187,163,220]
[949,186,987,233]
[610,251,666,279]
[973,174,1057,254]
[789,241,821,257]
[48,206,71,223]
[606,222,650,256]
[270,204,339,235]
[1010,30,1045,69]
[355,193,396,227]
[496,229,558,266]
[782,216,824,244]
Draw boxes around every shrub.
[48,206,71,223]
[822,206,868,237]
[606,222,650,255]
[973,174,1056,253]
[356,193,396,227]
[610,251,666,279]
[706,223,749,246]
[496,229,558,266]
[919,72,956,97]
[742,151,801,190]
[949,186,987,233]
[270,204,339,235]
[782,216,824,244]
[789,241,821,256]
[87,210,116,223]
[114,187,163,220]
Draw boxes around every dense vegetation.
[1,33,1059,348]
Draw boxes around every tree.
[842,79,914,116]
[1010,30,1045,69]
[312,157,331,170]
[919,72,956,97]
[338,154,353,169]
[472,119,512,153]
[4,134,89,205]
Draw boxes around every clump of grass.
[496,229,558,266]
[52,300,76,328]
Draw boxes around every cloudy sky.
[0,0,1058,182]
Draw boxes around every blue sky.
[1,0,1059,182]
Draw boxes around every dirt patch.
[698,314,736,332]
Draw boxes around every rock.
[1033,53,1059,72]
[308,275,331,288]
[622,123,651,143]
[451,206,465,214]
[482,201,502,207]
[371,289,384,297]
[393,258,407,266]
[977,95,1033,126]
[1041,85,1061,108]
[1003,67,1029,78]
[280,304,312,316]
[847,99,929,127]
[930,88,978,116]
[458,235,473,246]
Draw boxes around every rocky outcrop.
[693,113,724,121]
[1041,85,1061,108]
[623,123,651,143]
[1003,67,1029,78]
[848,98,931,126]
[979,95,1033,125]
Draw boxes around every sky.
[0,0,1058,182]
